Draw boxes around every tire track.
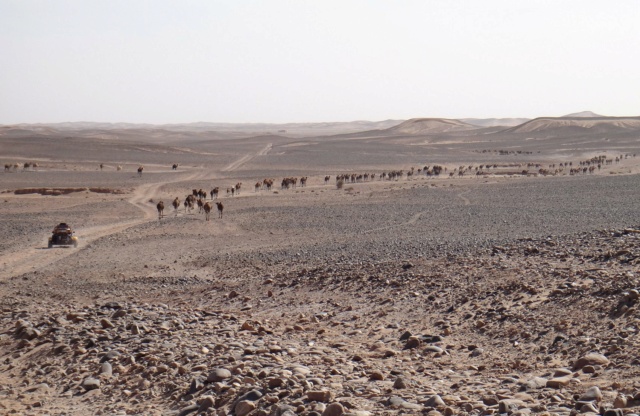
[223,143,272,172]
[0,169,213,279]
[457,189,472,206]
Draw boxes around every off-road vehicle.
[48,223,78,248]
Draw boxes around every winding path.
[0,167,213,279]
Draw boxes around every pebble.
[235,400,256,416]
[393,377,407,389]
[197,396,215,413]
[322,402,345,416]
[574,353,610,370]
[100,318,114,329]
[579,386,603,402]
[308,390,333,402]
[522,377,548,390]
[424,395,446,407]
[546,376,572,388]
[207,368,232,382]
[100,362,112,376]
[81,377,101,391]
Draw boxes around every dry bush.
[336,179,344,189]
[14,188,85,196]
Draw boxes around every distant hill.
[504,116,640,134]
[385,118,477,134]
[562,111,604,118]
[461,118,530,127]
[2,120,404,137]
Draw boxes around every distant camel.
[203,202,212,221]
[215,202,224,219]
[23,162,31,170]
[197,198,204,213]
[172,163,178,170]
[235,182,242,195]
[137,166,144,177]
[255,181,262,192]
[117,165,122,171]
[324,175,330,185]
[157,201,164,219]
[172,197,180,214]
[4,164,10,172]
[100,163,104,170]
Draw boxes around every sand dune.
[461,117,530,127]
[503,116,640,135]
[385,118,478,134]
[562,110,604,118]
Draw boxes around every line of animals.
[156,196,223,222]
[4,162,39,171]
[8,153,637,177]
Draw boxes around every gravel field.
[1,124,640,415]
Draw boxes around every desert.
[1,115,640,416]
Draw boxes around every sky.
[1,1,639,124]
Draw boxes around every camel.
[235,182,242,195]
[255,181,262,192]
[172,163,178,170]
[172,197,180,213]
[4,164,11,172]
[137,166,144,176]
[184,194,196,213]
[324,175,330,185]
[23,162,31,170]
[197,198,204,213]
[203,202,212,221]
[157,201,164,219]
[215,202,224,219]
[117,165,122,171]
[300,177,308,187]
[100,163,104,170]
[211,187,219,199]
[281,177,296,189]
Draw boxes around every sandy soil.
[1,123,640,416]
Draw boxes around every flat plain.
[1,116,640,416]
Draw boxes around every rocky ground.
[1,131,640,415]
[1,227,640,416]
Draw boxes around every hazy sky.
[1,1,638,124]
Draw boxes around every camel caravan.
[135,153,636,223]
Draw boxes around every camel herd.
[156,189,224,222]
[4,162,39,171]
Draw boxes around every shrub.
[336,179,344,189]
